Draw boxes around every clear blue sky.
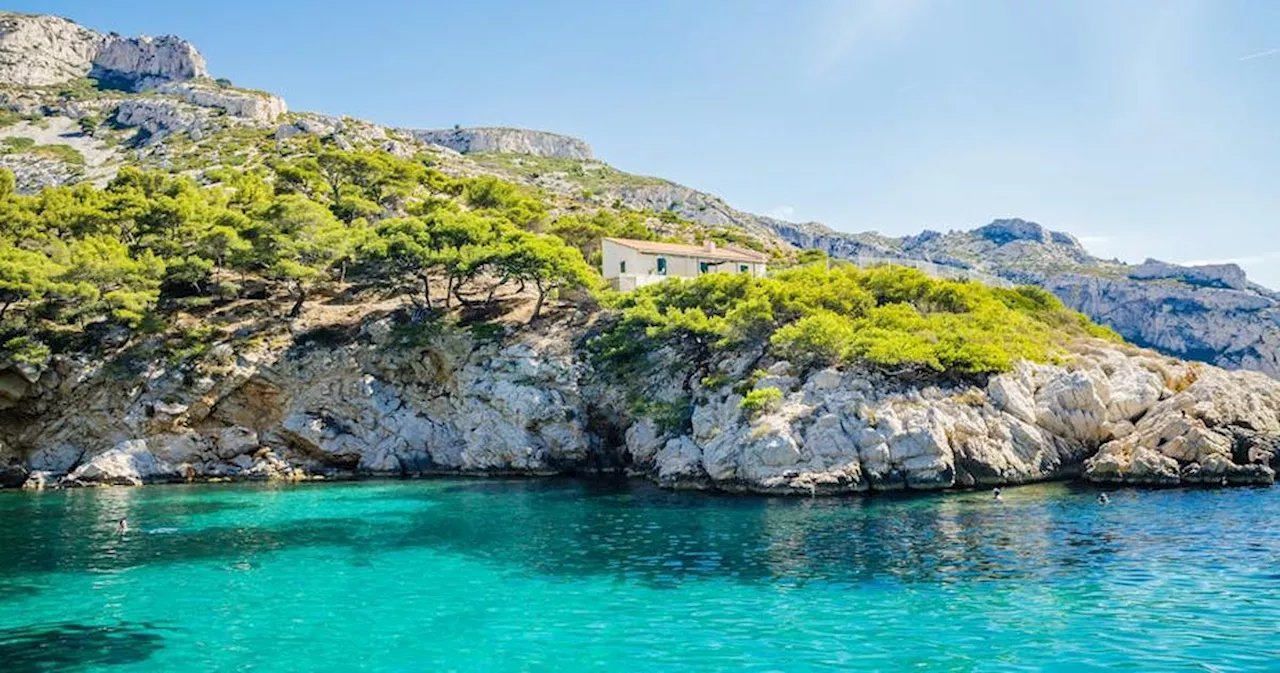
[18,0,1280,288]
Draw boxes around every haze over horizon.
[13,0,1280,288]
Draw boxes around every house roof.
[603,237,770,263]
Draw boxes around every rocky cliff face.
[2,307,1276,492]
[409,127,593,159]
[759,218,1280,380]
[0,12,206,90]
[1044,274,1280,377]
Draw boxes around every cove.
[1,479,1277,672]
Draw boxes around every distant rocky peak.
[407,127,593,160]
[92,32,207,91]
[972,218,1083,249]
[1129,258,1250,291]
[0,12,206,90]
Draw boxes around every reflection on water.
[0,479,1277,672]
[0,622,167,673]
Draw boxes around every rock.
[21,470,53,490]
[147,433,205,465]
[653,436,704,487]
[27,443,84,474]
[1045,274,1280,379]
[211,426,259,459]
[407,127,592,159]
[64,439,176,486]
[91,34,206,90]
[155,82,286,123]
[3,299,1279,495]
[624,418,665,467]
[0,13,205,90]
[116,98,207,139]
[0,461,27,488]
[1129,259,1249,291]
[0,13,102,86]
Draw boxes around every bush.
[2,336,51,366]
[740,387,783,417]
[598,263,1117,377]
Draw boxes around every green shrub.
[740,387,783,417]
[2,336,51,366]
[598,263,1118,377]
[2,137,34,151]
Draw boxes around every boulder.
[64,440,176,486]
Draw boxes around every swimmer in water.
[993,487,1003,502]
[1097,493,1110,505]
[116,517,129,535]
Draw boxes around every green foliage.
[0,138,85,166]
[630,396,693,434]
[164,324,220,366]
[1,336,51,366]
[2,137,35,151]
[600,263,1116,377]
[0,110,25,128]
[739,387,783,417]
[795,248,828,265]
[548,210,662,263]
[32,144,85,166]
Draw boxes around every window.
[620,260,626,274]
[740,264,750,274]
[699,262,710,274]
[656,257,667,275]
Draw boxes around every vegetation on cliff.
[1,132,1118,380]
[0,146,604,366]
[594,263,1120,377]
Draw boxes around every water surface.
[1,479,1277,672]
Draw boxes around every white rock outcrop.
[0,13,103,86]
[0,13,206,90]
[156,82,286,124]
[409,127,592,159]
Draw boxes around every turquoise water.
[1,480,1277,672]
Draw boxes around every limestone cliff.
[408,127,593,160]
[1,305,1276,492]
[0,12,206,90]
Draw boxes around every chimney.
[703,239,716,251]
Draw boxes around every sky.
[16,0,1280,288]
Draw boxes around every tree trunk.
[486,278,509,305]
[418,273,433,309]
[289,283,307,317]
[0,299,11,323]
[530,280,547,323]
[444,276,454,309]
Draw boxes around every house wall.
[601,240,646,279]
[600,240,767,288]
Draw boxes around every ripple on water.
[0,480,1277,672]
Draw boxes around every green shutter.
[657,257,667,274]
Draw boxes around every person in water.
[1097,493,1110,505]
[116,518,128,535]
[992,487,1003,502]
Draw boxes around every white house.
[601,237,769,291]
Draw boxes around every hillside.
[1,12,1278,493]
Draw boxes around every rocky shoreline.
[4,309,1277,495]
